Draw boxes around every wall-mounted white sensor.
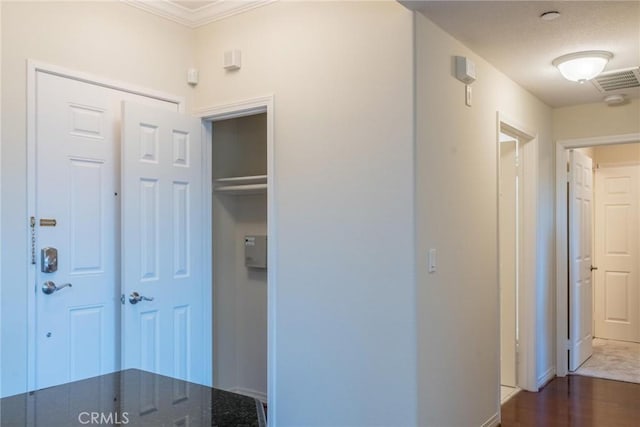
[224,49,242,71]
[455,56,476,84]
[187,68,199,86]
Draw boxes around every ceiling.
[402,1,640,108]
[124,0,273,27]
[128,1,638,108]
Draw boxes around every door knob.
[42,281,72,295]
[590,265,598,271]
[129,291,154,304]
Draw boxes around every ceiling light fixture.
[552,51,613,84]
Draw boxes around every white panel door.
[594,164,640,342]
[121,102,205,384]
[33,72,179,391]
[35,72,119,390]
[569,149,594,371]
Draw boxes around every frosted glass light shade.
[552,51,613,83]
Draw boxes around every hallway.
[501,375,640,426]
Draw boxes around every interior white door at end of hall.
[594,163,640,344]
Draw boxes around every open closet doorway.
[198,95,275,410]
[497,114,539,403]
[212,113,268,403]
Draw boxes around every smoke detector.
[603,94,626,106]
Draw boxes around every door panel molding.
[555,133,640,377]
[121,101,203,383]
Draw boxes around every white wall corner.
[481,412,501,427]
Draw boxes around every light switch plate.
[428,248,437,273]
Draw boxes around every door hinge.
[566,339,572,350]
[121,294,125,305]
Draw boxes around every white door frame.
[26,60,186,391]
[194,96,276,424]
[496,112,538,394]
[555,132,640,377]
[0,3,3,396]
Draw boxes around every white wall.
[553,99,640,140]
[594,142,640,165]
[1,1,194,397]
[415,13,554,426]
[196,2,417,425]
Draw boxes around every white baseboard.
[229,387,267,404]
[537,366,556,390]
[481,412,500,427]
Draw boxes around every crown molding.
[122,0,276,28]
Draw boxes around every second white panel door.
[594,164,640,343]
[569,149,594,371]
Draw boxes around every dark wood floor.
[501,375,640,427]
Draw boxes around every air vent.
[592,67,640,92]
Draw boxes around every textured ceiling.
[402,1,640,108]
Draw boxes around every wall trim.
[229,387,268,404]
[555,132,640,377]
[537,366,556,389]
[597,160,640,168]
[26,60,185,392]
[28,60,185,109]
[197,94,276,425]
[481,412,500,427]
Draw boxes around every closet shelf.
[214,175,267,195]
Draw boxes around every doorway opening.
[561,142,640,383]
[556,133,640,376]
[211,113,267,403]
[499,132,522,403]
[496,113,539,402]
[197,95,275,413]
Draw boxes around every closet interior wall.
[212,113,268,401]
